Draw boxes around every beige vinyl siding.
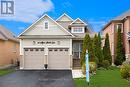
[23,16,70,36]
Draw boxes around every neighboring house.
[19,13,93,70]
[0,25,19,68]
[102,10,130,64]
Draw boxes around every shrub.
[102,60,110,69]
[120,65,130,79]
[82,62,97,75]
[120,60,130,79]
[89,62,97,74]
[82,63,86,75]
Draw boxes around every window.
[44,21,49,30]
[35,49,39,51]
[24,48,28,51]
[116,23,123,32]
[71,27,84,33]
[41,48,44,51]
[65,49,68,51]
[54,49,58,51]
[73,43,83,59]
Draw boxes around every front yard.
[74,68,130,87]
[0,69,15,76]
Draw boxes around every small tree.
[88,38,95,62]
[93,34,99,63]
[115,28,126,65]
[103,33,112,64]
[80,34,90,65]
[97,33,104,66]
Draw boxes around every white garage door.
[48,48,70,69]
[24,48,44,69]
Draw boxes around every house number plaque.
[33,41,57,45]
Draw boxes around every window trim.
[71,27,84,33]
[44,21,49,30]
[116,23,123,33]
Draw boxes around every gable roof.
[0,25,19,42]
[113,9,130,21]
[19,14,75,37]
[56,13,73,21]
[70,18,87,25]
[102,9,130,31]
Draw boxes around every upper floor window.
[116,23,123,32]
[71,27,84,33]
[44,21,49,30]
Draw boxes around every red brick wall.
[0,40,19,67]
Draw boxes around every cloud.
[0,0,54,23]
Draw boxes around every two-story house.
[102,10,130,64]
[19,13,93,70]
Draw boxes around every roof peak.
[70,18,87,25]
[56,13,73,21]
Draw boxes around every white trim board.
[70,18,87,25]
[56,13,74,21]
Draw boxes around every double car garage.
[24,48,70,70]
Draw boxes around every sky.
[0,0,130,36]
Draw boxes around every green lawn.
[74,68,130,87]
[0,69,15,76]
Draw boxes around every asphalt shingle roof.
[0,25,19,42]
[113,10,130,21]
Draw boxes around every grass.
[0,69,15,76]
[74,68,130,87]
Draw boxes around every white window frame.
[116,23,123,33]
[44,21,49,30]
[71,27,84,33]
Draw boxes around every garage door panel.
[48,48,70,69]
[24,48,44,69]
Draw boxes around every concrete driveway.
[0,70,75,87]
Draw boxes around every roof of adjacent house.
[113,10,130,21]
[102,10,130,31]
[0,25,19,42]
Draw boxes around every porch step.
[73,59,81,69]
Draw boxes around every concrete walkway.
[72,69,84,78]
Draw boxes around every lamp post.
[86,50,90,85]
